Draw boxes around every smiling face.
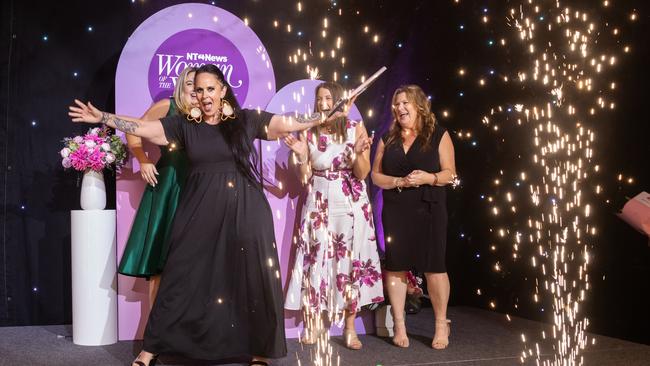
[194,72,227,120]
[182,71,198,108]
[316,86,334,113]
[392,92,418,130]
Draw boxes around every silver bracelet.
[294,112,323,124]
[394,177,403,192]
[295,153,308,165]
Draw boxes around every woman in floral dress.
[284,81,384,350]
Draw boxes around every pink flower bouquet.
[60,127,127,172]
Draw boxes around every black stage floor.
[1,306,648,366]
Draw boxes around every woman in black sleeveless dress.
[69,65,353,366]
[371,85,457,350]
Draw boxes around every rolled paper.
[617,191,650,237]
[327,66,388,118]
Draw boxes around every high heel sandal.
[301,326,326,345]
[132,353,158,366]
[392,317,409,348]
[342,328,363,350]
[432,319,451,349]
[249,361,269,366]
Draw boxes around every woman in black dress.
[371,85,456,350]
[69,65,351,366]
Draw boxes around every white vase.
[80,170,106,210]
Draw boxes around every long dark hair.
[195,64,261,183]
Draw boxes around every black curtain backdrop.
[1,0,648,344]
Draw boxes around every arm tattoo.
[294,112,322,124]
[100,112,110,124]
[101,112,140,134]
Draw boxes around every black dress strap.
[431,125,447,149]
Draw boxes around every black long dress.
[142,110,287,360]
[380,125,448,273]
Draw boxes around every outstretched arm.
[68,99,168,146]
[266,96,357,140]
[266,113,323,141]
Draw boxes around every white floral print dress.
[285,120,384,315]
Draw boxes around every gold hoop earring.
[186,107,203,123]
[220,99,235,122]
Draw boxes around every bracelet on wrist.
[432,172,439,186]
[294,112,323,125]
[294,153,308,165]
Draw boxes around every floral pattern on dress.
[285,120,384,315]
[330,232,348,260]
[361,203,375,230]
[341,173,364,202]
[317,134,328,152]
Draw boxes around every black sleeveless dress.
[142,110,287,360]
[380,125,448,273]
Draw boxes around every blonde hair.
[385,84,436,151]
[173,66,197,115]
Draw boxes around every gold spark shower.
[270,1,382,88]
[472,1,634,365]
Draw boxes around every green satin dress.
[118,99,189,277]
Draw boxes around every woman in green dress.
[118,66,197,305]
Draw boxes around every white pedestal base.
[71,210,117,346]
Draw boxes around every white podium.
[71,210,118,346]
